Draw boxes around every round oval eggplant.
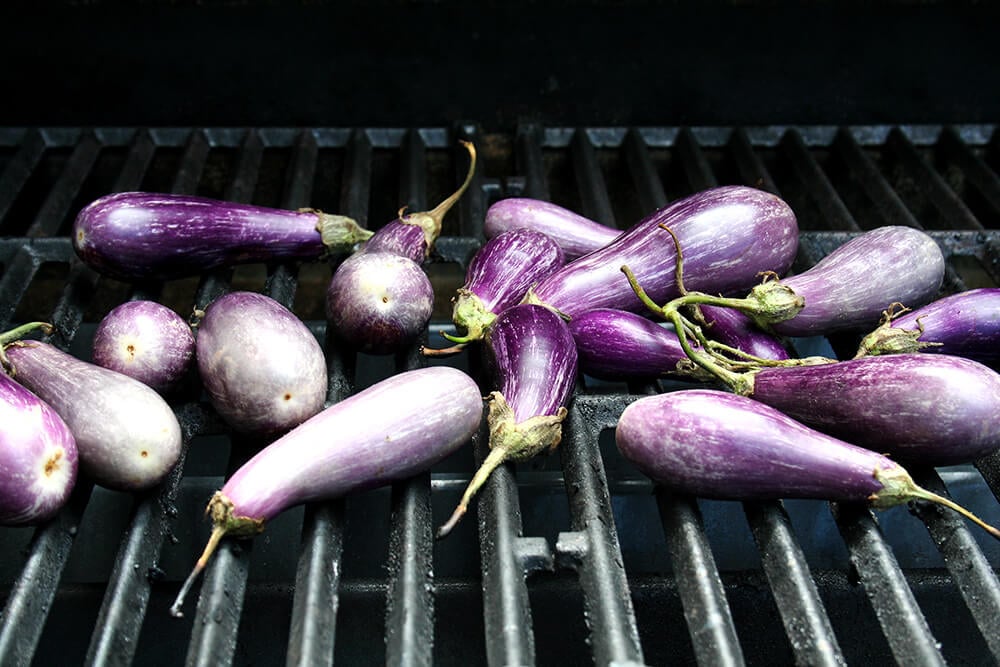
[170,365,483,616]
[92,300,195,393]
[4,341,182,492]
[326,252,435,354]
[527,186,799,319]
[196,291,327,435]
[569,308,695,381]
[72,192,372,281]
[0,373,78,526]
[615,389,1000,543]
[855,288,1000,369]
[484,198,620,260]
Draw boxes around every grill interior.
[1,124,1000,665]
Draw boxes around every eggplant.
[2,326,182,492]
[526,186,799,319]
[0,371,78,526]
[72,192,372,281]
[92,300,195,393]
[326,141,476,354]
[615,388,1000,539]
[697,305,791,362]
[169,365,484,616]
[437,304,577,537]
[195,291,327,435]
[484,198,620,261]
[855,288,1000,369]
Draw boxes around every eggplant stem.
[420,341,468,357]
[423,140,477,226]
[0,321,53,347]
[168,524,228,618]
[440,331,475,345]
[910,486,1000,541]
[436,446,509,539]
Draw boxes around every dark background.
[0,1,997,129]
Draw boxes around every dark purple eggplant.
[855,288,1000,369]
[697,304,791,362]
[525,186,799,319]
[195,291,327,435]
[484,198,620,261]
[615,388,1000,539]
[2,326,182,492]
[92,300,195,393]
[0,371,78,526]
[437,304,578,537]
[72,192,372,281]
[169,365,483,616]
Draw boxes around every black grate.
[1,124,999,666]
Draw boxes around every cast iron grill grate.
[0,124,999,666]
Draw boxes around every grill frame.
[0,124,999,666]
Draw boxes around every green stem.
[0,321,52,347]
[436,446,509,539]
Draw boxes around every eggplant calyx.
[854,314,941,359]
[0,322,53,375]
[399,140,478,253]
[448,289,496,344]
[520,289,571,321]
[314,213,373,252]
[742,281,806,327]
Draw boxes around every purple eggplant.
[615,388,1000,539]
[437,304,577,537]
[195,291,327,435]
[326,142,476,354]
[484,198,620,260]
[525,186,799,319]
[0,372,78,526]
[169,365,484,617]
[92,300,195,393]
[855,288,1000,369]
[698,305,791,362]
[72,192,372,281]
[2,328,182,492]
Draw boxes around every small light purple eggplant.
[855,288,1000,369]
[92,300,195,393]
[0,371,78,526]
[169,365,484,617]
[72,192,372,282]
[437,304,577,537]
[484,198,621,261]
[326,142,476,354]
[2,325,182,492]
[526,186,799,319]
[616,389,1000,539]
[195,291,327,436]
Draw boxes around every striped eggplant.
[484,197,620,260]
[698,304,791,362]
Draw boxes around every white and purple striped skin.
[361,220,430,264]
[857,288,1000,368]
[699,304,790,361]
[4,342,181,492]
[528,186,799,319]
[484,198,621,261]
[218,366,483,521]
[766,226,945,337]
[196,292,327,435]
[92,300,195,393]
[464,229,566,315]
[325,251,435,354]
[72,192,369,282]
[569,308,693,381]
[616,389,895,501]
[0,373,78,526]
[748,353,1000,466]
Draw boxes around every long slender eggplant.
[0,371,78,526]
[484,198,620,260]
[169,365,483,617]
[615,388,1000,539]
[92,300,195,393]
[195,291,327,435]
[72,192,372,281]
[525,186,799,319]
[437,304,577,537]
[855,288,1000,369]
[2,324,182,492]
[327,141,476,354]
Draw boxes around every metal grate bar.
[515,124,550,201]
[938,126,1000,216]
[171,130,211,196]
[623,129,667,215]
[0,128,46,223]
[780,129,861,232]
[113,129,157,193]
[729,128,781,196]
[571,129,616,226]
[675,128,718,192]
[0,244,42,328]
[26,130,100,237]
[341,129,372,229]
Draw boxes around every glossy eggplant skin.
[4,342,182,492]
[0,373,78,526]
[699,305,791,361]
[616,389,894,501]
[72,192,370,281]
[484,198,620,261]
[769,226,944,336]
[528,186,798,319]
[569,308,692,381]
[196,291,327,435]
[92,300,195,393]
[748,353,1000,466]
[856,288,1000,369]
[361,220,429,264]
